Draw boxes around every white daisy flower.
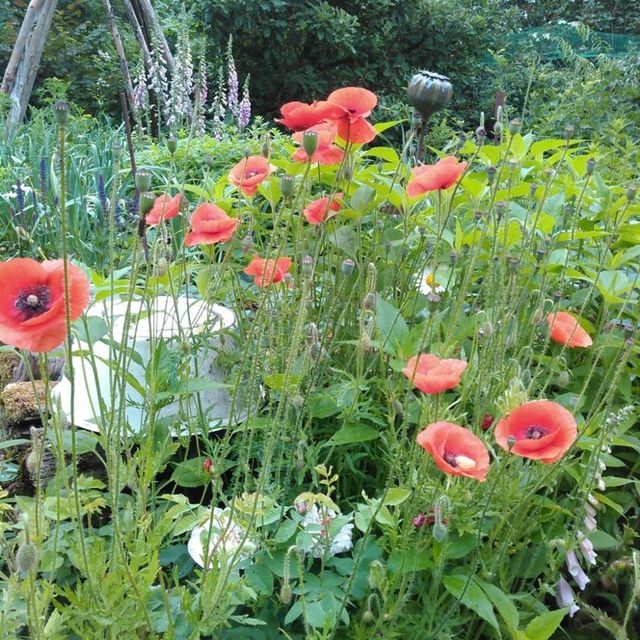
[300,505,354,558]
[187,507,256,568]
[417,268,445,296]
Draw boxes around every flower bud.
[243,147,252,158]
[368,560,386,590]
[341,258,355,275]
[412,512,427,528]
[203,458,213,473]
[302,255,313,275]
[241,233,252,254]
[261,133,271,159]
[507,435,516,450]
[509,118,521,135]
[280,175,295,201]
[433,522,448,542]
[291,394,304,409]
[479,321,494,338]
[481,414,493,431]
[362,609,375,624]
[531,308,544,325]
[557,371,570,388]
[279,583,292,605]
[407,71,453,121]
[139,192,156,215]
[16,541,38,573]
[53,101,70,127]
[135,170,152,193]
[167,136,178,155]
[363,292,376,310]
[302,130,319,159]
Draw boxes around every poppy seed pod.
[167,136,178,155]
[302,130,319,158]
[407,71,453,122]
[280,175,295,200]
[53,101,70,127]
[139,192,156,215]
[135,170,152,193]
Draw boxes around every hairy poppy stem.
[416,117,430,163]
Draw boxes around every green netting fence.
[505,23,640,61]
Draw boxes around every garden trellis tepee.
[1,0,173,128]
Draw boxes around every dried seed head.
[341,258,355,275]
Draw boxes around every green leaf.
[0,439,30,450]
[443,575,501,634]
[373,119,404,134]
[264,373,300,392]
[324,424,380,446]
[524,609,567,640]
[170,457,210,487]
[479,581,520,632]
[244,563,273,595]
[375,297,409,355]
[75,316,108,347]
[383,488,411,506]
[274,519,298,544]
[326,225,359,258]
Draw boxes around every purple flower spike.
[565,550,590,591]
[577,531,598,566]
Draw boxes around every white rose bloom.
[187,508,256,568]
[416,268,445,296]
[301,505,354,558]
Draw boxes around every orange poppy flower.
[146,193,183,226]
[326,87,378,144]
[547,312,593,348]
[417,422,490,481]
[228,156,272,197]
[0,258,90,353]
[276,100,343,131]
[494,400,577,463]
[244,256,293,287]
[407,156,467,197]
[403,354,467,394]
[303,193,343,225]
[184,204,238,247]
[292,123,345,166]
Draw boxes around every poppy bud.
[557,371,570,388]
[16,541,38,573]
[479,321,494,338]
[363,292,376,310]
[564,124,575,140]
[279,583,292,604]
[181,341,191,355]
[139,192,155,215]
[509,118,521,135]
[531,309,544,325]
[280,175,295,200]
[302,255,313,275]
[392,399,404,417]
[241,233,252,254]
[486,166,497,185]
[368,560,386,590]
[302,130,319,158]
[167,136,178,155]
[291,394,304,409]
[407,71,453,122]
[135,170,152,193]
[203,458,213,473]
[341,258,355,275]
[360,335,372,352]
[626,183,637,202]
[362,609,375,624]
[310,342,322,359]
[481,414,493,431]
[433,522,448,542]
[586,158,596,175]
[154,256,169,277]
[476,126,486,142]
[261,133,271,159]
[53,101,70,127]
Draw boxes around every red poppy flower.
[184,204,238,247]
[495,400,577,463]
[244,256,293,287]
[403,354,467,394]
[407,156,467,197]
[303,193,343,225]
[146,193,183,226]
[326,87,378,144]
[546,312,593,348]
[228,156,272,197]
[0,258,90,353]
[276,100,343,131]
[292,123,345,165]
[417,422,490,481]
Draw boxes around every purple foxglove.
[577,531,598,565]
[556,576,580,617]
[566,550,590,590]
[584,514,597,531]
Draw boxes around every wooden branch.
[6,0,58,126]
[1,0,45,95]
[121,0,152,70]
[101,0,135,116]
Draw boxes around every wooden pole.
[101,0,135,116]
[2,0,59,127]
[134,0,174,73]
